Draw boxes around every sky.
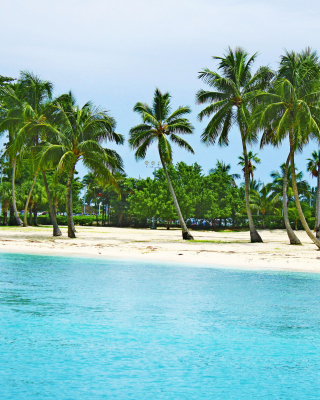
[1,0,320,184]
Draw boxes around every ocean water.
[0,253,320,399]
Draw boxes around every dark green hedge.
[37,215,96,226]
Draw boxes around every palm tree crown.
[129,88,194,163]
[39,92,124,182]
[196,47,273,146]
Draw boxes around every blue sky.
[1,0,319,184]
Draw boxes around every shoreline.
[1,226,320,273]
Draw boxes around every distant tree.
[238,151,260,181]
[307,150,320,237]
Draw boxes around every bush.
[37,215,51,225]
[37,214,95,226]
[73,215,95,226]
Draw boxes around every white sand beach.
[0,226,319,273]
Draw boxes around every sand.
[0,226,320,273]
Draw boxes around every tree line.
[1,47,320,248]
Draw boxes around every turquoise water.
[1,253,320,399]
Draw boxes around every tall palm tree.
[307,150,320,237]
[38,92,124,238]
[196,47,273,243]
[0,82,24,226]
[238,151,260,181]
[253,48,320,248]
[13,72,54,227]
[129,88,195,240]
[0,72,61,234]
[10,72,62,235]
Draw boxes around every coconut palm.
[307,150,320,237]
[0,83,24,226]
[0,73,61,234]
[289,204,312,231]
[129,88,195,240]
[38,92,124,238]
[83,172,104,225]
[9,72,62,235]
[238,151,260,181]
[253,48,320,248]
[196,47,273,243]
[250,184,273,229]
[12,72,55,228]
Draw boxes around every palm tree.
[307,150,320,237]
[250,184,273,228]
[0,82,24,226]
[13,72,53,226]
[289,204,312,231]
[238,151,260,181]
[196,47,273,243]
[0,72,62,234]
[129,88,195,240]
[253,48,320,248]
[10,72,62,235]
[83,172,103,225]
[38,92,124,238]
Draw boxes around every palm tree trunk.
[316,157,320,238]
[67,166,76,238]
[283,153,301,245]
[23,170,39,227]
[3,211,7,225]
[33,204,38,226]
[29,204,33,226]
[160,157,193,240]
[42,171,62,236]
[12,158,23,226]
[241,137,262,242]
[289,130,320,248]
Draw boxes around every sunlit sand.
[0,226,319,273]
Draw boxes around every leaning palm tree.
[38,92,124,238]
[196,47,273,243]
[307,150,320,237]
[129,88,194,240]
[238,151,260,181]
[11,72,57,230]
[253,48,320,248]
[0,83,24,226]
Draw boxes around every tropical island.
[1,48,320,272]
[2,39,320,400]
